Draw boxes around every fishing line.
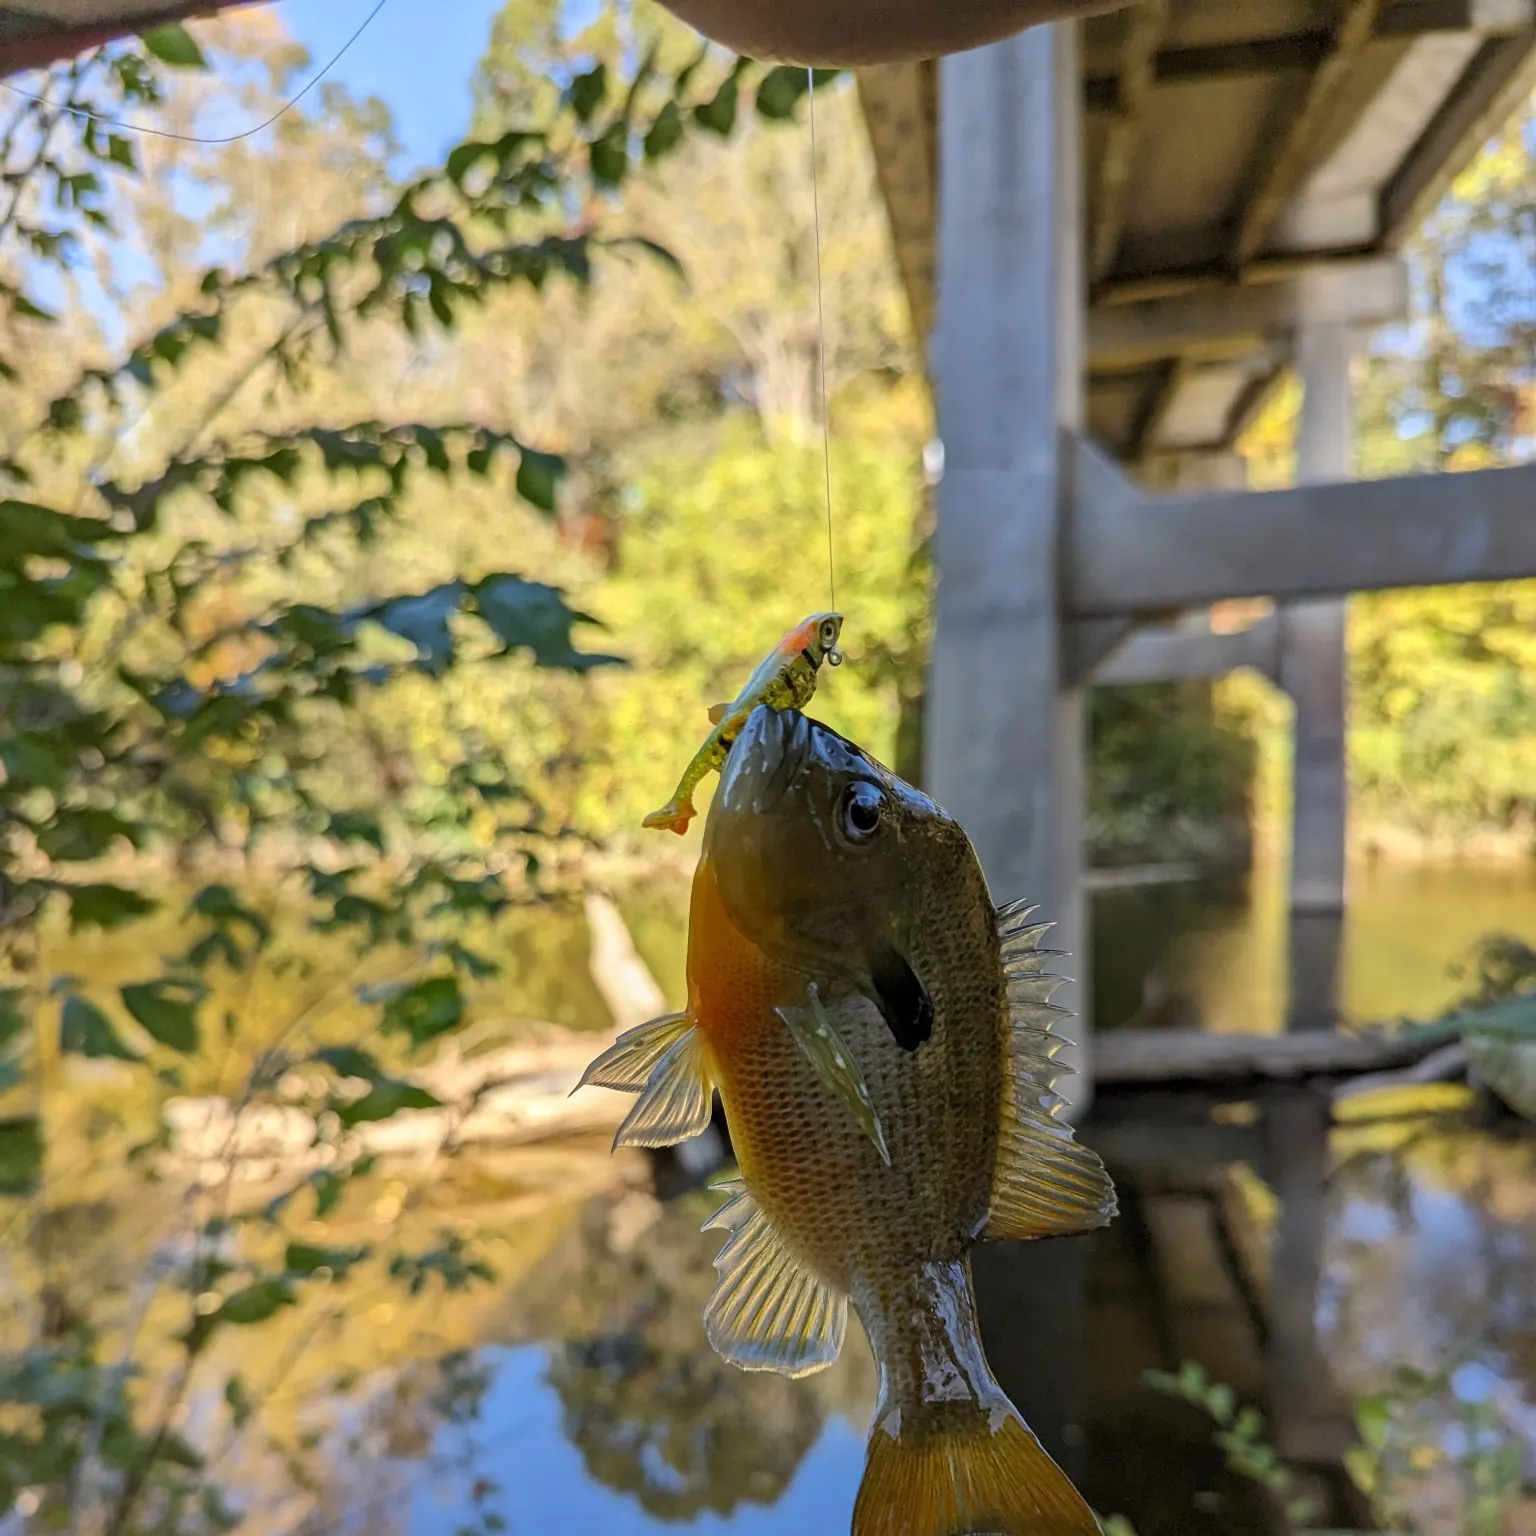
[806,67,837,616]
[0,0,389,146]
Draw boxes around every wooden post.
[926,20,1090,1113]
[1282,322,1354,1031]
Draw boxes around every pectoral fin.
[870,947,933,1052]
[702,1179,847,1377]
[777,987,890,1166]
[985,899,1116,1241]
[612,1026,715,1150]
[574,1010,692,1095]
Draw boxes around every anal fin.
[702,1182,847,1378]
[986,900,1117,1242]
[613,1025,715,1150]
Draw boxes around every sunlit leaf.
[141,23,207,68]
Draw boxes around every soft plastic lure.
[641,612,843,836]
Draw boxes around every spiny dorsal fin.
[612,1025,715,1150]
[575,1011,692,1095]
[707,701,730,726]
[701,1181,847,1378]
[985,900,1117,1242]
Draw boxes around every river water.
[11,857,1536,1534]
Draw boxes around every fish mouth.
[719,704,810,816]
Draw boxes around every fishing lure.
[642,612,844,836]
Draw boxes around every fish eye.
[839,781,884,843]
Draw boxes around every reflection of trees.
[1319,1122,1536,1526]
[521,1192,867,1521]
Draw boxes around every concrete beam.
[1232,0,1387,267]
[1380,32,1536,244]
[1093,613,1283,686]
[1088,0,1170,284]
[1081,0,1535,109]
[1088,258,1410,365]
[928,25,1091,1109]
[1069,445,1536,615]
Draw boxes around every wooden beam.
[1379,32,1536,244]
[1232,0,1388,268]
[1088,256,1408,369]
[1095,1026,1457,1087]
[1089,0,1171,284]
[1069,449,1536,615]
[1093,612,1282,685]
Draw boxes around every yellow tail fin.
[852,1410,1102,1536]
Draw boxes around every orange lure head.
[778,612,843,669]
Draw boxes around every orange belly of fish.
[687,856,872,1294]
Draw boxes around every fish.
[579,704,1117,1535]
[641,612,843,836]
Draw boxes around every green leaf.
[120,978,203,1053]
[694,75,739,136]
[141,23,207,68]
[217,1278,295,1326]
[1207,1383,1235,1425]
[381,976,463,1047]
[1355,1392,1392,1449]
[644,100,684,161]
[0,1117,42,1195]
[60,997,140,1062]
[326,811,384,852]
[473,574,622,670]
[589,125,628,188]
[514,447,564,513]
[107,134,136,170]
[224,1374,253,1429]
[201,1488,241,1532]
[37,807,141,863]
[64,883,157,931]
[284,1241,369,1277]
[313,1046,382,1081]
[335,1078,442,1128]
[755,65,807,121]
[0,989,26,1053]
[567,64,607,124]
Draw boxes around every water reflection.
[1092,855,1536,1033]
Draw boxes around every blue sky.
[273,0,511,171]
[272,0,613,171]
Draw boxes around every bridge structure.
[856,1,1536,1103]
[856,8,1536,1494]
